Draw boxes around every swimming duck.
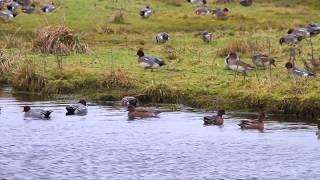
[66,99,88,116]
[287,28,310,40]
[240,0,253,7]
[140,6,152,18]
[285,62,315,77]
[121,96,138,107]
[14,0,31,6]
[200,31,213,42]
[195,7,211,16]
[203,109,225,126]
[0,9,17,22]
[127,105,156,119]
[238,112,266,130]
[156,32,169,44]
[187,0,207,5]
[213,8,230,19]
[225,52,255,73]
[23,106,53,119]
[308,23,320,36]
[42,2,56,13]
[136,48,166,70]
[252,53,276,68]
[279,33,302,45]
[22,4,36,14]
[7,1,19,11]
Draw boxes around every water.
[0,87,320,180]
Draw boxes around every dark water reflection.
[0,87,320,180]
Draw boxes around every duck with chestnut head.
[23,106,53,119]
[136,48,166,70]
[285,62,315,77]
[66,99,88,116]
[213,8,230,20]
[238,112,266,130]
[203,110,226,126]
[127,105,157,119]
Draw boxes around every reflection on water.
[0,86,320,180]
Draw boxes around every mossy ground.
[1,0,320,116]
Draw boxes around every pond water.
[0,87,319,180]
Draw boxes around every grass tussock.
[33,25,89,55]
[111,11,126,24]
[0,50,16,82]
[101,68,136,89]
[143,82,179,103]
[218,39,262,57]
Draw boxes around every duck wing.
[294,68,315,76]
[145,56,165,66]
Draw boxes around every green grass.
[1,0,320,116]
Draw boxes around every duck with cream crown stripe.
[225,52,255,73]
[136,48,166,70]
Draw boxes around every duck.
[195,7,211,16]
[285,62,315,77]
[238,112,266,130]
[66,99,88,116]
[225,52,255,73]
[187,0,207,5]
[136,48,166,70]
[14,0,31,6]
[127,105,157,119]
[252,53,276,68]
[308,23,320,37]
[240,0,253,7]
[140,6,153,18]
[0,9,17,22]
[213,8,230,19]
[121,96,138,107]
[7,1,19,11]
[287,28,310,40]
[42,2,56,13]
[200,31,213,42]
[156,32,169,44]
[22,4,36,14]
[279,33,302,45]
[23,106,53,119]
[203,110,226,125]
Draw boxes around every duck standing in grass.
[252,53,276,68]
[203,110,225,126]
[42,2,56,13]
[127,105,157,119]
[156,32,169,44]
[240,0,253,7]
[308,23,320,36]
[66,99,88,116]
[22,4,36,14]
[225,52,255,76]
[187,0,207,5]
[0,9,17,22]
[140,6,153,18]
[279,33,302,45]
[238,112,266,131]
[7,1,19,11]
[136,48,166,70]
[200,31,213,42]
[287,28,310,40]
[23,106,53,119]
[213,8,230,19]
[285,62,315,77]
[195,7,211,16]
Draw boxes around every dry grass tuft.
[111,11,126,24]
[218,39,262,57]
[0,50,15,77]
[33,25,89,55]
[143,82,179,103]
[101,68,136,89]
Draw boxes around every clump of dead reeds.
[143,81,179,103]
[218,39,261,57]
[101,68,136,89]
[33,25,89,55]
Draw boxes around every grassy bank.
[1,0,320,116]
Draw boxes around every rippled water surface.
[0,87,320,180]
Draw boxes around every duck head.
[270,58,276,67]
[127,105,136,112]
[287,28,295,34]
[121,96,137,107]
[217,109,225,117]
[258,112,267,122]
[223,8,230,15]
[12,11,18,17]
[31,4,36,8]
[228,52,238,59]
[279,37,285,45]
[23,106,31,112]
[137,48,144,57]
[78,99,87,106]
[285,62,294,70]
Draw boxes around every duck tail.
[66,106,76,115]
[44,111,52,118]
